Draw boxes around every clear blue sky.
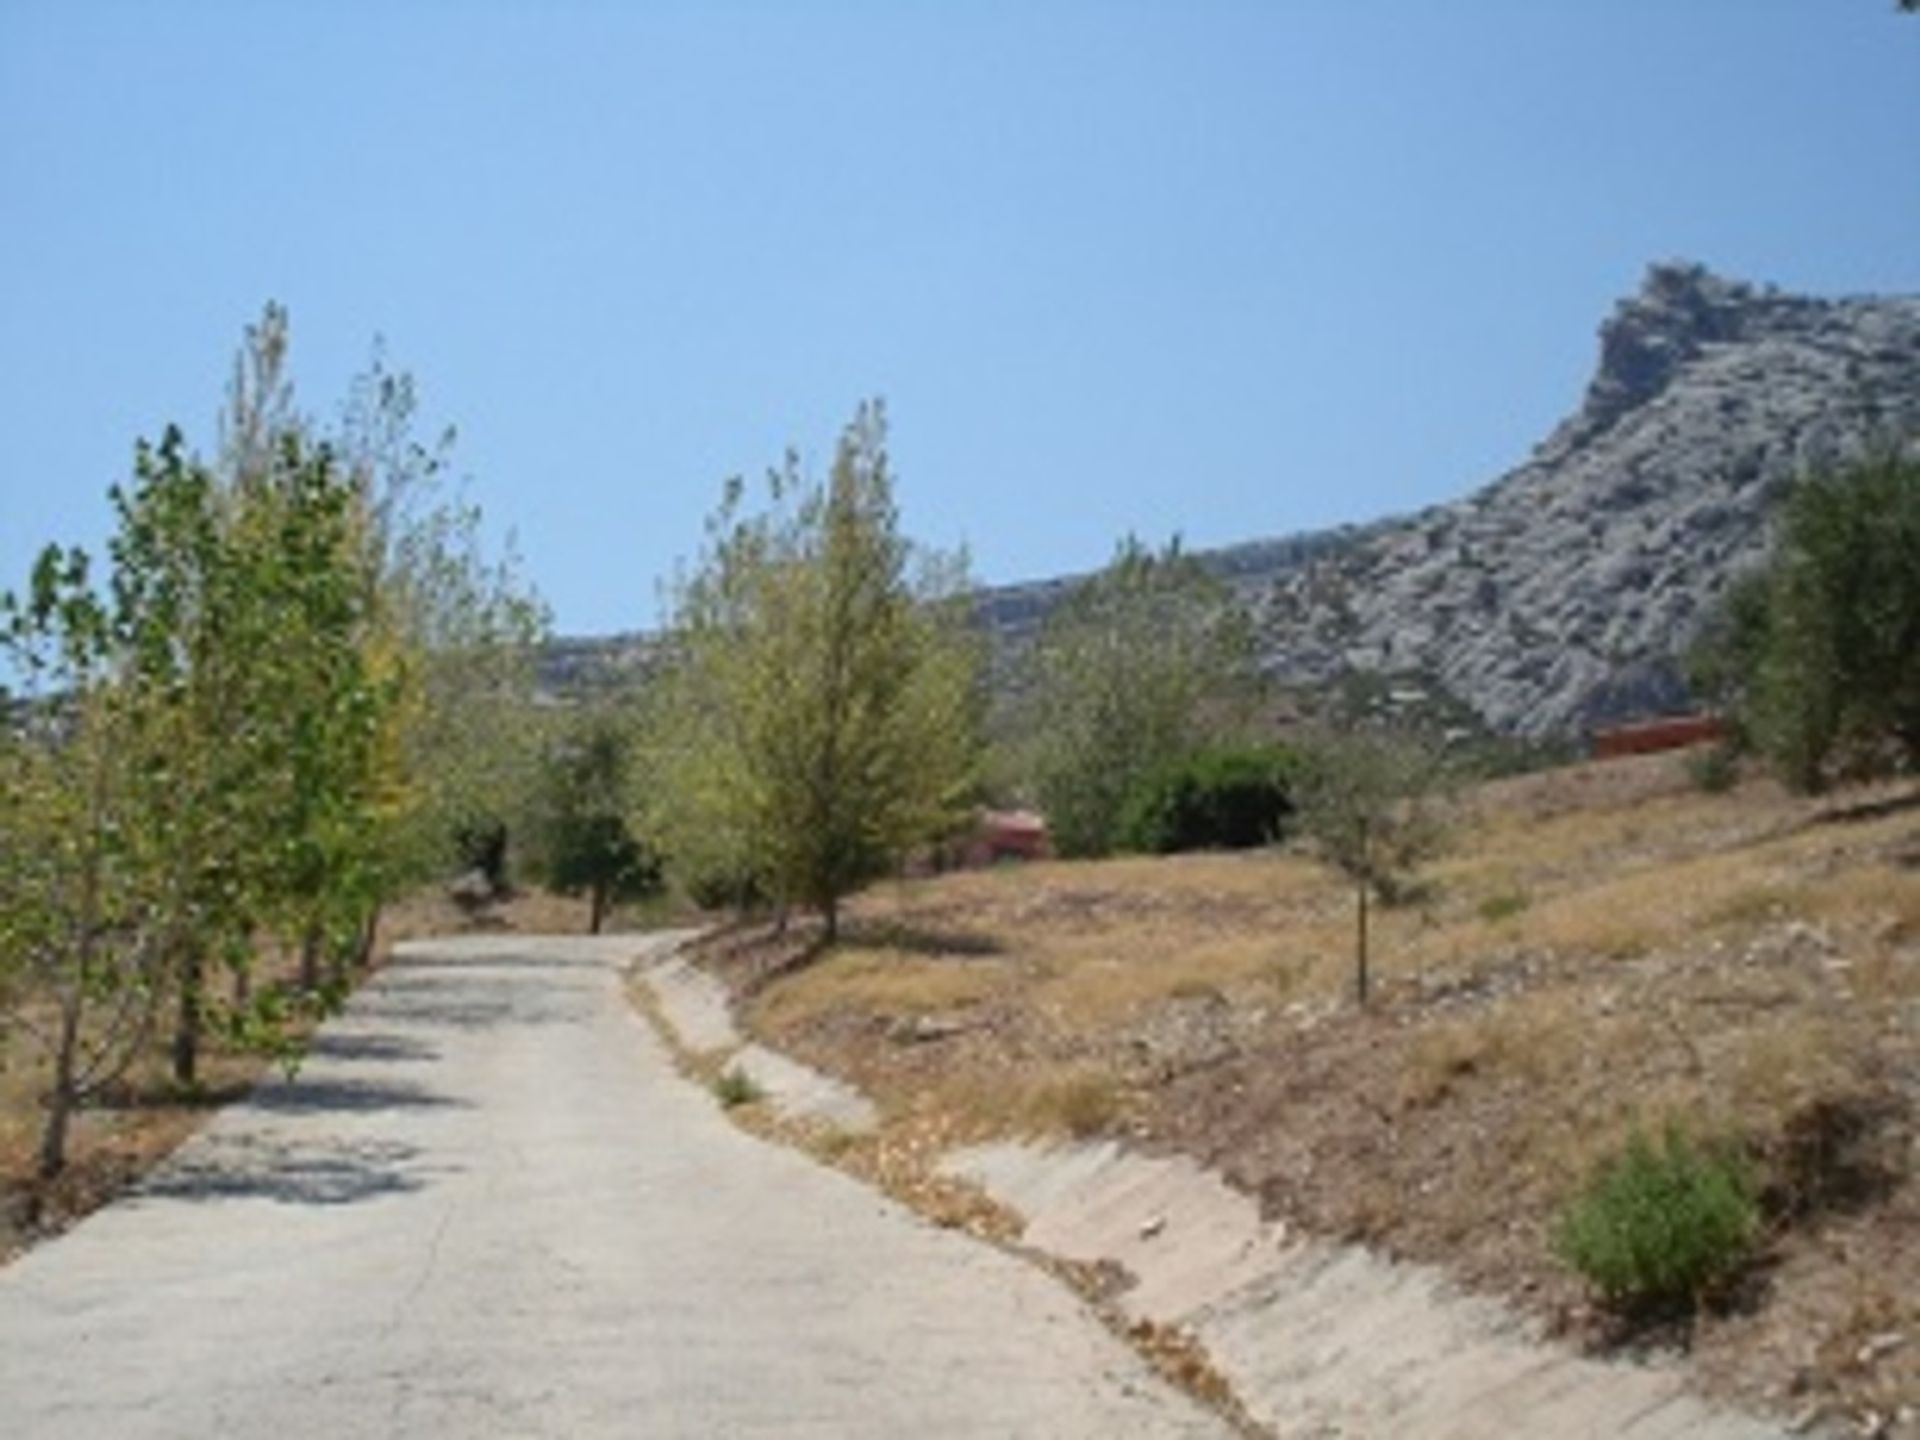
[3,2,1915,637]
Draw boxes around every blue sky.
[2,2,1915,637]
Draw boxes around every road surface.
[0,933,1222,1438]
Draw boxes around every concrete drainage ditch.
[636,943,1786,1440]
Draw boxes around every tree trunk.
[1355,880,1370,1008]
[823,893,839,945]
[298,926,321,992]
[588,883,607,935]
[172,948,203,1088]
[354,906,381,971]
[39,992,84,1180]
[231,963,251,1009]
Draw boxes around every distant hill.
[542,262,1920,739]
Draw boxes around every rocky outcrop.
[544,263,1920,740]
[1234,262,1920,737]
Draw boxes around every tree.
[334,341,547,912]
[533,707,660,933]
[654,402,980,939]
[1692,450,1920,791]
[108,428,282,1082]
[1016,537,1256,857]
[0,549,160,1178]
[1295,730,1451,1007]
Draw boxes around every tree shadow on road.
[391,951,610,972]
[247,1076,470,1115]
[354,973,593,1029]
[136,1136,443,1207]
[304,1031,440,1065]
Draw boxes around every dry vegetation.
[699,750,1919,1430]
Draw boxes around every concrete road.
[0,934,1222,1438]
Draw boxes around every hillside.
[542,262,1920,738]
[688,753,1920,1432]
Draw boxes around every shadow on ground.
[247,1076,469,1115]
[304,1032,440,1065]
[389,950,615,972]
[354,974,592,1029]
[136,1136,442,1207]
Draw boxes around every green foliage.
[0,550,161,1176]
[1116,743,1298,854]
[1693,450,1920,791]
[337,340,547,894]
[532,707,661,932]
[713,1065,764,1108]
[1,300,538,1150]
[1016,537,1257,858]
[649,402,981,937]
[1554,1126,1759,1307]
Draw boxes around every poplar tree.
[654,402,979,938]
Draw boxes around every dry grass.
[712,750,1920,1428]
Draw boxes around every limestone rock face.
[1252,262,1920,737]
[975,262,1920,739]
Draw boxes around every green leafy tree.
[1295,730,1451,1006]
[654,402,980,939]
[0,550,159,1177]
[107,429,285,1082]
[1693,450,1920,791]
[533,707,660,933]
[1017,538,1256,858]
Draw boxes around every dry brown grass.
[715,750,1920,1427]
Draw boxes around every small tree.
[0,550,159,1178]
[534,707,660,933]
[1295,731,1451,1006]
[1693,450,1920,790]
[1018,537,1256,858]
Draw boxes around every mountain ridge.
[542,261,1920,740]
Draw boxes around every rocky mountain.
[543,262,1920,740]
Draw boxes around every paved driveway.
[0,933,1221,1438]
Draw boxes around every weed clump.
[712,1065,764,1109]
[1554,1125,1758,1307]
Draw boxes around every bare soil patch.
[697,753,1919,1434]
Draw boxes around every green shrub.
[1554,1125,1758,1306]
[712,1065,764,1109]
[1117,744,1299,854]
